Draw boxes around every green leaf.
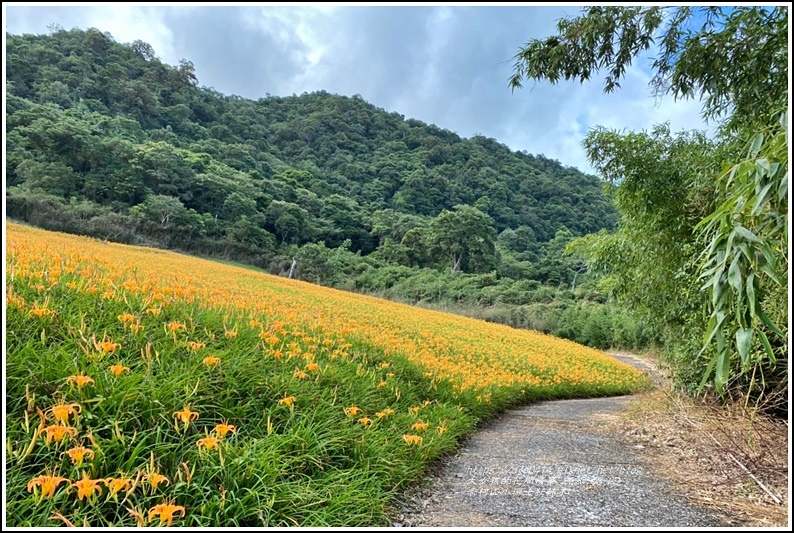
[701,268,723,291]
[755,157,770,175]
[702,313,718,345]
[758,308,783,337]
[701,310,727,354]
[757,329,776,365]
[748,133,764,158]
[724,164,740,188]
[750,182,773,215]
[726,253,743,293]
[745,272,756,316]
[697,352,718,392]
[714,346,730,394]
[735,328,752,367]
[736,242,752,262]
[733,224,761,243]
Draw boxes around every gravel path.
[397,353,728,527]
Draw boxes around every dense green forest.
[5,27,653,350]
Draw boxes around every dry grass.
[612,352,789,527]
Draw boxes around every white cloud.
[498,58,714,175]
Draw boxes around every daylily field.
[5,222,649,526]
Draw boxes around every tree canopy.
[511,6,788,410]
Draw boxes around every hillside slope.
[5,222,647,526]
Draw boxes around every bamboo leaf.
[758,329,776,365]
[714,346,730,394]
[760,244,779,271]
[736,242,752,263]
[727,253,743,293]
[777,173,787,202]
[759,262,781,285]
[701,311,726,348]
[697,352,718,392]
[750,182,773,215]
[700,268,723,291]
[745,272,756,316]
[733,224,761,243]
[758,308,783,337]
[748,133,763,157]
[735,328,752,367]
[755,157,770,175]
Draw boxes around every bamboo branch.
[678,412,783,505]
[727,453,782,506]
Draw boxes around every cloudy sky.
[4,3,714,175]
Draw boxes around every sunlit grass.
[5,222,649,526]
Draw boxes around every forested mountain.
[5,27,641,349]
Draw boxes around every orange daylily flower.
[109,363,131,377]
[71,471,103,501]
[117,313,136,324]
[40,424,78,445]
[29,304,56,318]
[196,435,220,451]
[96,340,121,354]
[148,502,186,527]
[359,416,373,427]
[48,402,81,424]
[166,321,186,333]
[213,423,236,438]
[293,367,308,379]
[305,362,319,372]
[65,374,94,388]
[145,472,170,492]
[412,421,429,431]
[402,434,423,445]
[27,474,69,499]
[173,404,199,426]
[202,356,220,367]
[62,446,94,466]
[103,475,133,500]
[187,340,205,351]
[344,406,362,417]
[376,407,394,419]
[277,395,296,407]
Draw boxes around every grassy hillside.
[5,222,648,526]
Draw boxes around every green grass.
[5,225,648,526]
[6,286,475,526]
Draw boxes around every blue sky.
[3,4,716,175]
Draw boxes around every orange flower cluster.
[6,222,650,526]
[6,222,646,403]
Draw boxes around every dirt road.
[397,353,728,527]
